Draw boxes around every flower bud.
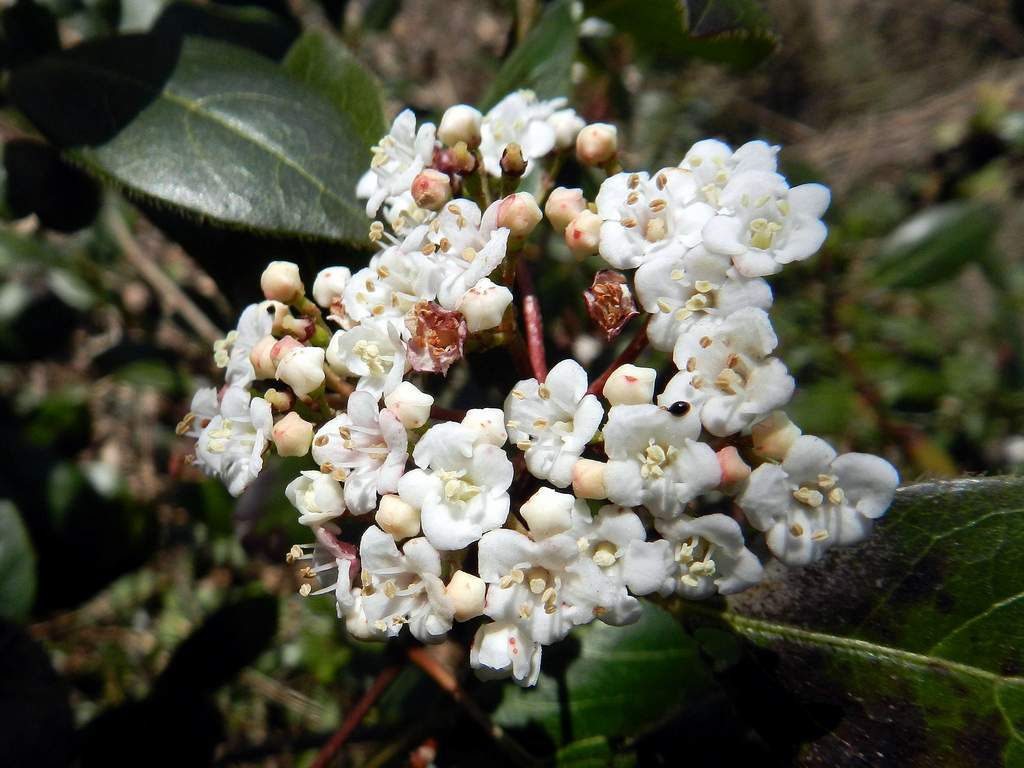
[520,487,574,539]
[446,570,485,621]
[376,494,421,540]
[270,335,303,366]
[312,267,352,309]
[751,411,802,461]
[602,364,656,406]
[717,446,751,489]
[572,458,608,500]
[281,313,316,341]
[500,143,527,178]
[411,169,453,212]
[456,278,513,332]
[450,141,477,174]
[550,108,585,150]
[564,209,602,256]
[544,186,586,232]
[576,123,618,166]
[260,261,304,304]
[260,300,291,335]
[275,346,326,398]
[249,335,278,379]
[461,408,507,447]
[384,381,434,429]
[263,387,295,412]
[438,104,482,148]
[496,192,542,239]
[272,412,314,457]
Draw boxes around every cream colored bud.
[312,267,352,309]
[602,364,657,406]
[456,278,513,332]
[576,123,618,166]
[544,186,587,232]
[438,104,482,148]
[275,346,325,398]
[376,494,421,540]
[261,300,291,335]
[260,261,304,304]
[411,169,452,212]
[751,411,802,461]
[446,570,486,621]
[572,458,608,500]
[550,108,585,150]
[717,446,751,489]
[384,381,434,429]
[496,192,543,238]
[564,209,602,256]
[520,487,574,539]
[249,335,278,379]
[272,412,314,457]
[461,408,507,447]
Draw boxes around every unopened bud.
[500,143,527,178]
[438,104,482,148]
[456,278,513,332]
[717,446,751,489]
[450,141,477,174]
[544,186,586,232]
[564,209,602,256]
[275,346,325,398]
[576,123,618,166]
[520,487,574,539]
[263,387,295,412]
[461,408,507,447]
[384,381,434,429]
[376,494,421,540]
[446,570,485,621]
[550,108,585,150]
[261,300,291,335]
[270,335,303,366]
[411,169,452,211]
[281,313,316,341]
[496,192,542,238]
[572,458,608,500]
[602,364,656,406]
[260,261,304,304]
[312,267,352,309]
[250,335,278,379]
[751,411,802,461]
[272,412,314,457]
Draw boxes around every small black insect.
[668,401,691,416]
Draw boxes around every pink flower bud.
[496,192,542,239]
[260,261,304,304]
[275,346,325,398]
[438,104,482,148]
[717,446,751,489]
[446,570,485,621]
[544,186,586,232]
[384,381,434,429]
[272,412,313,457]
[576,123,618,166]
[520,487,574,539]
[456,278,513,332]
[376,494,421,540]
[564,209,602,256]
[270,335,303,366]
[751,411,802,461]
[572,458,608,500]
[249,335,278,379]
[602,364,656,406]
[411,169,452,212]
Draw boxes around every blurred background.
[0,0,1020,766]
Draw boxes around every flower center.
[353,339,390,376]
[748,217,783,250]
[639,439,678,479]
[438,469,480,502]
[676,536,716,587]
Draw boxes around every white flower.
[470,621,542,687]
[550,108,585,149]
[359,110,437,217]
[397,421,513,550]
[275,346,325,398]
[357,526,454,643]
[504,359,604,488]
[678,139,778,207]
[213,301,277,388]
[381,191,436,237]
[702,170,830,277]
[311,390,409,515]
[326,321,407,398]
[661,308,794,437]
[182,386,220,474]
[480,90,566,176]
[603,403,720,518]
[654,513,763,599]
[570,504,675,624]
[594,169,716,270]
[312,267,352,309]
[634,245,773,352]
[342,229,441,326]
[738,435,899,566]
[196,387,273,497]
[429,199,510,310]
[286,470,346,526]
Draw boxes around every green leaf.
[682,479,1024,767]
[149,2,300,60]
[282,30,387,151]
[9,35,370,244]
[480,0,577,111]
[0,501,37,620]
[873,201,1000,289]
[494,602,713,745]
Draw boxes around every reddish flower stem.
[516,262,547,382]
[587,316,650,397]
[310,665,401,768]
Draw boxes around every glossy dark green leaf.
[10,35,370,244]
[494,602,712,745]
[873,201,1000,289]
[0,501,36,620]
[282,30,387,151]
[480,0,577,110]
[682,479,1024,767]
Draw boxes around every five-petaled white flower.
[195,386,273,497]
[678,139,778,207]
[427,199,510,310]
[654,513,764,599]
[480,90,568,176]
[358,109,437,217]
[470,620,543,687]
[286,470,347,527]
[326,320,408,399]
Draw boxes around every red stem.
[587,316,650,396]
[310,665,401,768]
[516,263,547,382]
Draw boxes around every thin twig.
[310,665,401,768]
[516,262,547,382]
[587,316,650,396]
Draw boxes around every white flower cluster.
[181,93,899,688]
